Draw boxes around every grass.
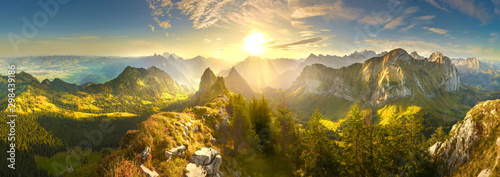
[35,147,105,176]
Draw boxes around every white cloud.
[299,31,320,37]
[146,0,174,29]
[358,11,392,25]
[148,25,155,32]
[382,7,418,30]
[203,38,211,43]
[422,26,448,35]
[291,5,329,19]
[424,0,449,12]
[424,0,491,24]
[269,35,335,50]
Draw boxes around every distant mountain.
[286,48,469,121]
[299,50,376,70]
[451,57,500,91]
[218,56,293,90]
[410,51,424,60]
[224,67,255,98]
[86,66,188,97]
[41,78,81,92]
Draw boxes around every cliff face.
[429,100,500,176]
[288,49,461,107]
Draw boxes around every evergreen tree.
[300,108,339,176]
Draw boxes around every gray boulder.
[186,148,223,177]
[140,164,159,177]
[166,145,187,161]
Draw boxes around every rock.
[215,123,220,131]
[477,168,492,177]
[179,123,189,136]
[193,125,200,132]
[428,141,441,158]
[221,116,230,131]
[140,164,159,177]
[431,113,479,176]
[186,148,223,177]
[496,137,500,148]
[186,163,207,177]
[210,137,216,144]
[233,171,241,177]
[141,147,151,160]
[165,145,187,161]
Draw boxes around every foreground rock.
[185,148,223,177]
[165,145,187,161]
[140,164,159,177]
[429,99,500,176]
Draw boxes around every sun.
[243,33,266,55]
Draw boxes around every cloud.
[382,7,418,30]
[320,29,330,32]
[57,36,100,40]
[291,20,312,30]
[146,0,174,29]
[165,32,169,37]
[299,31,320,37]
[489,32,499,43]
[148,25,155,32]
[422,26,448,35]
[424,0,491,24]
[291,5,329,19]
[203,38,211,43]
[424,0,449,12]
[358,11,392,25]
[291,1,362,20]
[108,36,128,38]
[268,35,335,50]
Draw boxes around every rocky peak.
[429,52,452,64]
[410,51,424,60]
[196,67,217,96]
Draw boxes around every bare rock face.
[141,147,151,160]
[140,164,159,177]
[430,114,479,176]
[165,145,187,161]
[477,168,492,177]
[185,148,223,177]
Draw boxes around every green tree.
[300,108,339,176]
[342,103,373,177]
[249,96,273,153]
[229,94,258,153]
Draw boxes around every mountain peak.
[307,53,317,58]
[410,51,424,60]
[429,52,451,64]
[196,67,217,96]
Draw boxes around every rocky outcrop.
[140,164,159,177]
[477,168,492,177]
[429,99,500,176]
[185,148,223,177]
[429,114,479,176]
[165,145,187,161]
[196,68,217,97]
[141,147,151,160]
[410,51,424,60]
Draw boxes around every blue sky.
[0,0,499,61]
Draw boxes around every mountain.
[224,67,255,98]
[299,50,376,70]
[195,67,217,97]
[86,66,188,97]
[217,56,283,90]
[286,48,469,121]
[410,51,424,60]
[41,78,81,92]
[192,76,229,106]
[429,99,500,176]
[451,57,500,92]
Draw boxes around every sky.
[0,0,499,61]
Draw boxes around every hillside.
[429,99,500,176]
[452,57,500,92]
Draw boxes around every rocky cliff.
[429,99,500,176]
[288,48,462,107]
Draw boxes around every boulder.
[496,137,500,148]
[477,168,492,177]
[185,163,207,177]
[165,145,187,161]
[140,164,159,177]
[186,148,223,177]
[141,147,151,160]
